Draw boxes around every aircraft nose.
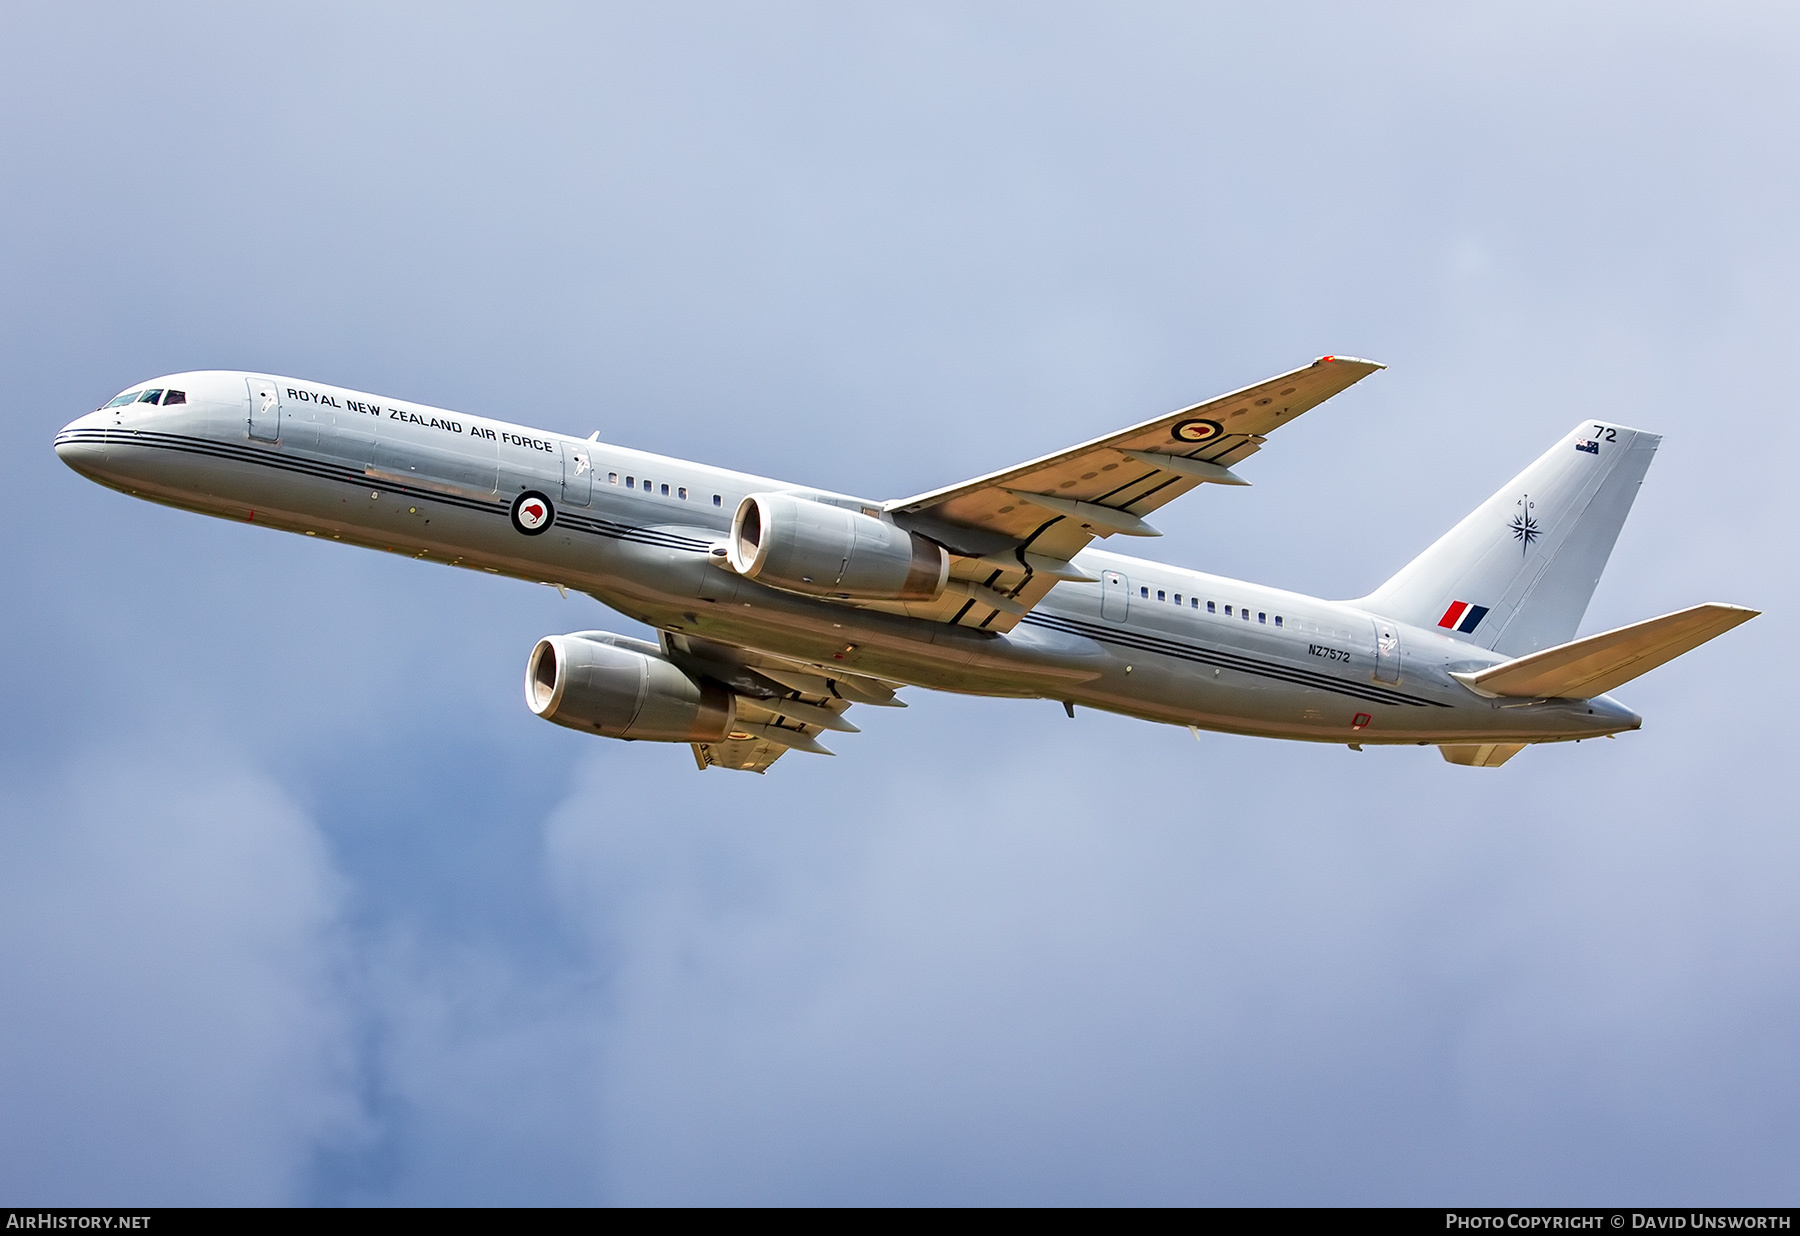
[54,410,111,475]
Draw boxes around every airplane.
[53,357,1756,773]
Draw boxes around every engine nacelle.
[526,633,735,742]
[727,491,948,601]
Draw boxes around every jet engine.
[526,633,734,742]
[727,491,947,601]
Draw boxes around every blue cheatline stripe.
[1021,611,1449,709]
[1457,604,1490,634]
[56,429,715,553]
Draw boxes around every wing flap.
[666,632,915,771]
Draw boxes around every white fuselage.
[54,371,1640,747]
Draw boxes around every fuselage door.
[562,443,593,507]
[1101,570,1130,622]
[246,377,282,442]
[1373,620,1401,683]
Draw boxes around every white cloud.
[524,703,1800,1203]
[0,752,361,1204]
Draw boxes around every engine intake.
[526,634,734,742]
[728,491,947,601]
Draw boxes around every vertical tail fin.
[1359,421,1659,655]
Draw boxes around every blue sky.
[2,2,1795,1204]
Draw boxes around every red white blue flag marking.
[1438,600,1490,634]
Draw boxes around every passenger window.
[625,476,635,487]
[1140,586,1149,598]
[1207,601,1215,613]
[679,487,688,500]
[1224,605,1232,616]
[161,390,185,405]
[608,472,618,484]
[1242,608,1250,620]
[103,391,142,409]
[1157,590,1165,602]
[1190,597,1198,609]
[137,389,162,403]
[660,483,670,496]
[642,479,651,491]
[1173,594,1181,605]
[713,494,722,506]
[1274,616,1283,628]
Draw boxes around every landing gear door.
[1101,570,1130,622]
[246,377,282,442]
[562,442,593,507]
[1373,619,1401,684]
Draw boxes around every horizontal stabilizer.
[1452,603,1758,700]
[1440,742,1527,767]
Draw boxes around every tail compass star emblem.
[1510,494,1540,555]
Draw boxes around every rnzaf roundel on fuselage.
[54,358,1757,773]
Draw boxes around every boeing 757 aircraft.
[55,357,1755,772]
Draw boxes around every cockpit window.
[137,389,163,404]
[161,390,186,405]
[103,391,142,409]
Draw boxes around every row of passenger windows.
[97,391,732,509]
[1140,585,1283,627]
[102,388,185,408]
[605,473,724,506]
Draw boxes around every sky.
[2,1,1796,1206]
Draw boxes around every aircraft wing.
[665,633,905,774]
[881,355,1384,631]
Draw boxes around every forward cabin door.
[562,442,593,506]
[246,377,282,442]
[1101,570,1130,622]
[1373,619,1401,683]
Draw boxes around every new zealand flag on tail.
[1437,601,1490,634]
